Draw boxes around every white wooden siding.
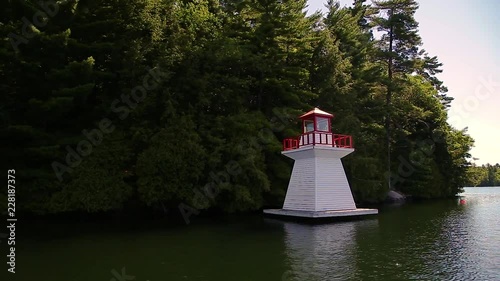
[283,157,316,211]
[282,146,356,211]
[315,157,356,211]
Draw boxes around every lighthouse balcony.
[283,132,353,151]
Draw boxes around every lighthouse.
[264,108,378,219]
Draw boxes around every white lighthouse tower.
[264,108,378,219]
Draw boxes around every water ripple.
[281,187,500,280]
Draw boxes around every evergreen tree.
[370,0,422,189]
[0,0,480,216]
[322,1,387,202]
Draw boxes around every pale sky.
[307,0,500,165]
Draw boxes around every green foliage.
[466,164,500,187]
[136,115,206,207]
[0,0,479,216]
[51,138,134,213]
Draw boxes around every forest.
[1,0,475,216]
[466,164,500,187]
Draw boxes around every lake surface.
[13,187,500,281]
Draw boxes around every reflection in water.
[14,187,500,281]
[436,188,500,279]
[270,188,500,280]
[352,198,498,281]
[272,219,378,281]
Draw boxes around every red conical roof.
[299,107,334,119]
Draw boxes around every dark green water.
[10,187,500,281]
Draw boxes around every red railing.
[283,138,299,151]
[283,132,353,151]
[332,134,353,148]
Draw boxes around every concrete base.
[263,208,378,219]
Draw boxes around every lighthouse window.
[304,120,314,132]
[316,117,329,132]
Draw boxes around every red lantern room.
[300,107,333,134]
[283,108,353,151]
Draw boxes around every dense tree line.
[1,0,474,216]
[466,164,500,187]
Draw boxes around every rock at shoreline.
[386,190,406,203]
